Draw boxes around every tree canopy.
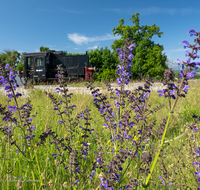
[87,46,119,70]
[110,12,168,79]
[0,49,21,65]
[40,46,50,52]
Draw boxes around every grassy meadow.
[0,79,200,189]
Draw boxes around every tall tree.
[16,52,27,71]
[111,12,168,79]
[101,46,119,70]
[64,51,85,55]
[40,46,50,52]
[0,49,21,65]
[87,47,104,68]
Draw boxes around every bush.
[94,68,117,81]
[15,62,24,71]
[194,74,200,79]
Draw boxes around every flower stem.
[143,112,171,189]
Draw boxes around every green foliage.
[40,46,50,52]
[110,12,168,79]
[174,71,180,79]
[101,46,120,70]
[87,47,104,68]
[16,52,26,71]
[87,47,120,70]
[15,62,24,71]
[194,74,200,79]
[94,68,117,81]
[0,49,26,72]
[0,49,20,65]
[64,51,85,55]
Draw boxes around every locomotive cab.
[24,52,47,81]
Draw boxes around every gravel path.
[1,77,198,97]
[0,82,166,97]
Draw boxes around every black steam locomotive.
[22,50,95,83]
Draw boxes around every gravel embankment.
[0,82,166,97]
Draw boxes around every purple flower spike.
[52,153,57,159]
[188,29,197,36]
[7,93,14,99]
[58,120,63,124]
[31,126,36,131]
[187,71,196,79]
[70,105,76,111]
[177,59,183,65]
[157,90,165,97]
[55,87,61,93]
[8,106,17,112]
[5,64,9,70]
[182,40,190,49]
[16,92,22,98]
[74,167,80,173]
[182,85,190,93]
[74,180,80,185]
[195,172,200,180]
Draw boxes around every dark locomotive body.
[23,50,94,82]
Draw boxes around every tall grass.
[0,79,199,189]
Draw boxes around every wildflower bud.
[41,172,45,179]
[17,180,23,189]
[98,173,104,180]
[54,159,60,167]
[62,182,68,188]
[48,179,53,187]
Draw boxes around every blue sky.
[1,0,200,65]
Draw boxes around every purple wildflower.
[31,126,36,131]
[55,87,61,93]
[52,153,57,159]
[8,106,17,112]
[5,64,9,70]
[58,120,63,124]
[182,85,190,93]
[74,180,80,186]
[70,105,76,111]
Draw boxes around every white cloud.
[87,46,99,50]
[74,48,80,50]
[35,49,40,52]
[17,50,25,53]
[67,33,121,45]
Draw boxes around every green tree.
[87,47,104,68]
[87,47,120,70]
[64,51,85,56]
[40,46,50,52]
[110,12,168,79]
[101,46,119,70]
[16,52,27,71]
[0,49,21,65]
